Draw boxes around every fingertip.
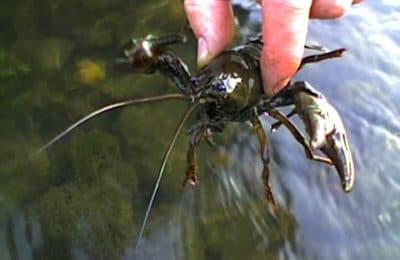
[260,0,311,96]
[260,51,300,96]
[310,0,352,19]
[184,0,234,67]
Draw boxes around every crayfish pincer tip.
[342,172,355,193]
[343,182,354,193]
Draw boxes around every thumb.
[184,0,235,67]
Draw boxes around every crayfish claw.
[293,85,355,192]
[114,34,186,73]
[320,131,354,192]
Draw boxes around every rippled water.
[1,1,400,259]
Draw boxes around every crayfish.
[33,34,355,251]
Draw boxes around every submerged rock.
[74,58,106,86]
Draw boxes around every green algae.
[0,48,31,79]
[35,180,135,260]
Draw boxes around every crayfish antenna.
[30,94,188,160]
[133,103,199,256]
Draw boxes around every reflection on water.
[1,1,400,259]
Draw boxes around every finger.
[184,0,234,67]
[260,0,313,96]
[310,0,362,18]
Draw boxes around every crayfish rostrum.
[34,34,355,250]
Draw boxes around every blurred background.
[1,0,400,259]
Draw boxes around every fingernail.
[197,37,209,67]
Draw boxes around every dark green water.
[1,1,400,259]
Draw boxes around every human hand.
[184,0,362,97]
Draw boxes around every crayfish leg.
[299,48,346,71]
[268,108,333,165]
[251,116,279,211]
[181,141,199,188]
[270,109,296,132]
